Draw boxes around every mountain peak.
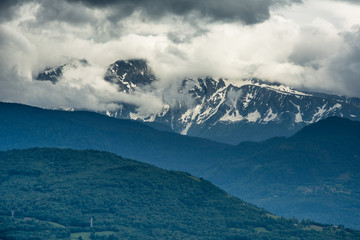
[104,59,156,93]
[35,58,89,84]
[34,58,360,144]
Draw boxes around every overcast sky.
[1,0,360,112]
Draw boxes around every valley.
[1,102,360,229]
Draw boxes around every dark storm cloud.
[0,0,23,22]
[0,0,97,26]
[0,0,302,28]
[328,28,360,97]
[35,1,97,26]
[66,0,301,25]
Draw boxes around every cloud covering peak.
[1,0,360,113]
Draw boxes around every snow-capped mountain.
[157,77,360,144]
[36,59,360,144]
[104,59,156,93]
[35,59,89,84]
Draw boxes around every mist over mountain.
[36,58,360,144]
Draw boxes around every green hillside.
[1,148,359,239]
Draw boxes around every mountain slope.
[205,117,360,229]
[2,102,360,229]
[37,59,360,144]
[0,101,238,172]
[1,148,359,240]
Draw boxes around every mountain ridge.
[1,101,360,228]
[36,58,360,144]
[208,116,360,229]
[0,101,237,172]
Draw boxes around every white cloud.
[1,0,360,116]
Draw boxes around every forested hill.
[1,148,359,240]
